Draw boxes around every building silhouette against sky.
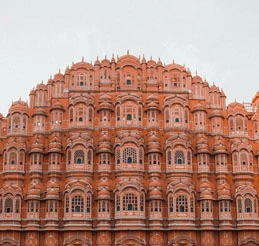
[0,52,259,246]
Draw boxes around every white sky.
[0,0,259,116]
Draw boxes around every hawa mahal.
[0,52,259,246]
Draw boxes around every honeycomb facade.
[0,53,259,245]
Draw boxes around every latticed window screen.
[67,150,71,164]
[65,196,69,212]
[167,150,172,165]
[5,198,13,213]
[169,196,174,212]
[116,149,120,164]
[187,151,191,165]
[236,117,243,130]
[15,199,20,213]
[139,148,143,164]
[174,150,185,164]
[190,196,194,212]
[87,150,92,164]
[72,195,84,212]
[9,152,17,165]
[140,194,144,211]
[0,199,2,213]
[245,198,252,213]
[74,150,84,164]
[123,147,137,164]
[238,199,242,213]
[116,194,120,211]
[86,195,91,213]
[176,195,188,212]
[240,152,248,165]
[122,193,138,211]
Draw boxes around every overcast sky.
[0,0,259,116]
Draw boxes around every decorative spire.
[173,59,175,64]
[82,56,84,62]
[127,50,129,55]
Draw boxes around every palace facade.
[0,52,259,246]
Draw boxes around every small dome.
[192,75,203,83]
[30,137,44,153]
[27,186,41,198]
[9,100,29,114]
[94,57,100,66]
[213,138,227,154]
[227,102,247,116]
[53,72,64,81]
[157,58,163,67]
[48,136,62,152]
[192,103,206,113]
[149,178,161,188]
[149,188,162,198]
[217,183,231,199]
[209,109,224,118]
[101,57,111,67]
[46,188,59,198]
[47,78,54,85]
[147,57,156,68]
[141,56,146,64]
[200,189,213,199]
[98,188,110,199]
[32,108,47,117]
[51,101,65,111]
[111,54,115,63]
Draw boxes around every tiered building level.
[0,53,259,246]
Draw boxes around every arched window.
[15,199,20,213]
[229,118,234,131]
[5,198,13,213]
[169,196,174,212]
[116,148,120,164]
[139,148,143,164]
[236,116,243,131]
[65,196,69,213]
[138,106,142,121]
[88,108,93,122]
[126,114,132,120]
[86,195,91,213]
[69,108,73,122]
[237,198,242,213]
[74,150,85,164]
[165,109,169,123]
[67,150,71,164]
[174,150,185,164]
[122,193,137,211]
[240,151,248,165]
[167,150,172,165]
[9,151,17,165]
[116,106,121,121]
[176,195,188,212]
[245,198,252,213]
[0,198,2,213]
[87,150,92,164]
[122,147,137,164]
[187,151,191,165]
[72,195,84,212]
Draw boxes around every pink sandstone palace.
[0,52,259,246]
